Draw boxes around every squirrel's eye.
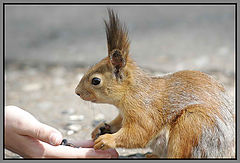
[92,77,101,85]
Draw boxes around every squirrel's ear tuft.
[104,8,130,60]
[104,9,130,80]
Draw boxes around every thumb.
[24,122,63,146]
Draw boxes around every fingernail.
[50,133,62,145]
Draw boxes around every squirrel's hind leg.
[167,104,216,158]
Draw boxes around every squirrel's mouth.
[80,95,97,103]
[91,99,97,102]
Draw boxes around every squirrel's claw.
[92,122,112,141]
[94,134,116,150]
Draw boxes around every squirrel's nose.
[75,87,81,97]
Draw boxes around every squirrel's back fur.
[75,9,235,158]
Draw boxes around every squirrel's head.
[75,9,135,105]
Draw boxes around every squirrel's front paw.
[91,122,105,140]
[92,122,112,140]
[94,134,116,150]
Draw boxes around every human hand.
[5,106,118,158]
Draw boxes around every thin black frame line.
[2,2,238,5]
[234,3,238,160]
[3,157,237,160]
[3,2,5,160]
[2,2,238,160]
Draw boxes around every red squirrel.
[75,9,235,158]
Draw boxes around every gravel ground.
[4,5,235,159]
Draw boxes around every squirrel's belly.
[148,125,170,158]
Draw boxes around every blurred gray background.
[6,5,235,73]
[5,5,235,158]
